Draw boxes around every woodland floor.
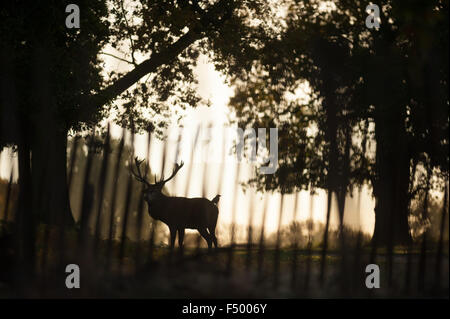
[0,241,448,298]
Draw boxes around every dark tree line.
[0,0,273,227]
[229,0,448,245]
[0,0,448,254]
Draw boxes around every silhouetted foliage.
[229,0,449,244]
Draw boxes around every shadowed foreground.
[0,227,448,298]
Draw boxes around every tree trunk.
[25,42,76,227]
[31,127,75,226]
[372,107,412,246]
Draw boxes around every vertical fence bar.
[147,215,158,264]
[78,129,96,251]
[273,193,285,289]
[352,189,363,293]
[146,132,159,264]
[67,136,80,192]
[404,161,418,295]
[119,130,135,274]
[159,131,169,258]
[290,192,300,289]
[94,124,111,258]
[134,184,145,269]
[118,170,134,274]
[200,124,211,255]
[59,135,80,267]
[145,132,159,264]
[245,185,255,272]
[106,130,126,272]
[209,126,226,263]
[418,167,432,292]
[338,194,349,295]
[257,195,269,283]
[319,190,333,286]
[135,131,152,268]
[304,192,314,291]
[173,128,184,257]
[434,182,448,290]
[226,162,241,276]
[184,126,201,198]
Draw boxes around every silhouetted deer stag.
[130,158,220,250]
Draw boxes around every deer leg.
[208,227,218,248]
[178,228,185,248]
[198,228,212,250]
[169,227,176,250]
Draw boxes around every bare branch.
[100,51,135,65]
[79,0,235,123]
[119,0,137,66]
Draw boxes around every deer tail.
[211,194,221,205]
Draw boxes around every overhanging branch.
[80,0,235,124]
[80,29,201,123]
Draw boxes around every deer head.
[130,157,184,202]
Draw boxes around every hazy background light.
[0,50,376,238]
[107,51,376,236]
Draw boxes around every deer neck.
[146,192,170,220]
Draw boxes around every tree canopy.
[228,0,449,243]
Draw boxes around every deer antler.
[130,157,151,186]
[159,161,184,185]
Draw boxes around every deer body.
[146,194,219,249]
[131,157,219,249]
